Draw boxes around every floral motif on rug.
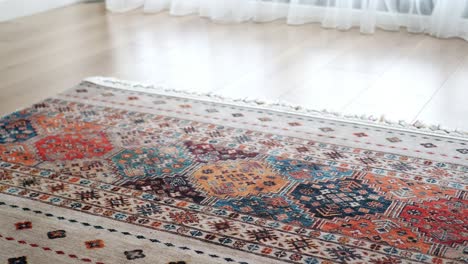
[0,79,466,264]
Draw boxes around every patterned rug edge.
[1,78,466,264]
[83,76,468,140]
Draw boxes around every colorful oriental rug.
[0,77,466,264]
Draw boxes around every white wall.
[0,0,85,22]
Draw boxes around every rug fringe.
[84,76,468,140]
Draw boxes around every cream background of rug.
[0,194,285,264]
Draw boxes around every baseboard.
[0,0,89,22]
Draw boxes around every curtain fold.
[105,0,468,40]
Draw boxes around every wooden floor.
[1,2,467,131]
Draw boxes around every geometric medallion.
[363,174,458,201]
[184,141,258,163]
[191,160,288,198]
[0,143,37,166]
[35,133,113,161]
[34,114,103,134]
[289,178,391,219]
[399,198,467,246]
[0,119,37,144]
[120,174,205,203]
[111,146,191,179]
[214,195,314,227]
[321,217,432,252]
[266,156,354,181]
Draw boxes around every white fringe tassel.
[84,76,468,140]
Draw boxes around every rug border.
[83,76,468,140]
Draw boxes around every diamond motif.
[319,127,334,132]
[247,229,278,242]
[296,147,308,153]
[124,249,145,260]
[456,148,468,154]
[85,239,105,249]
[8,256,27,264]
[15,221,32,230]
[288,122,301,127]
[420,143,437,148]
[47,230,66,239]
[353,133,368,137]
[325,151,345,160]
[386,137,401,143]
[326,246,362,262]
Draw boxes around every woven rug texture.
[0,78,466,264]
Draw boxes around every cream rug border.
[82,76,467,140]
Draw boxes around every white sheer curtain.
[105,0,468,40]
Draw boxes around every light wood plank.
[0,2,466,131]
